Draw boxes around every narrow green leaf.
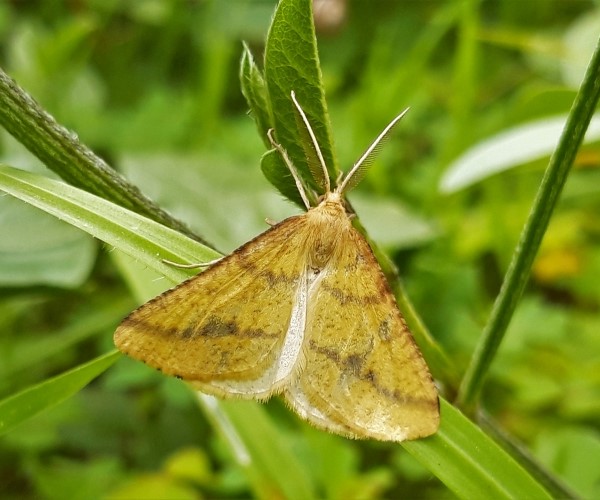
[0,164,220,284]
[403,400,552,499]
[0,351,120,436]
[479,412,580,499]
[264,0,338,197]
[206,398,315,500]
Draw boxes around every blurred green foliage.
[0,0,599,498]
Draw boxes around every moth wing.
[115,215,309,398]
[284,228,439,441]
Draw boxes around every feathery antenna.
[337,108,410,195]
[291,91,331,194]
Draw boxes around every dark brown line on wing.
[321,283,384,306]
[120,316,279,341]
[236,247,301,287]
[308,341,436,408]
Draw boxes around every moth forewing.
[114,214,310,385]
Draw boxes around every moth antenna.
[267,128,312,210]
[291,92,329,193]
[291,91,331,194]
[337,107,410,195]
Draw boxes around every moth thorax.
[307,200,349,270]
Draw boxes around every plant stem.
[0,67,210,246]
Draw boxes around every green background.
[0,1,599,498]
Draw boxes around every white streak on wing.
[201,267,324,398]
[273,266,324,382]
[273,269,308,383]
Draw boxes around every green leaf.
[214,399,315,500]
[457,37,600,410]
[0,351,120,436]
[440,115,600,193]
[0,194,96,287]
[263,0,338,199]
[240,41,272,147]
[403,400,552,499]
[0,164,220,284]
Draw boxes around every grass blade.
[0,351,120,436]
[457,37,600,409]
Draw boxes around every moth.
[114,91,440,442]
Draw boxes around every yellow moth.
[114,91,440,442]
